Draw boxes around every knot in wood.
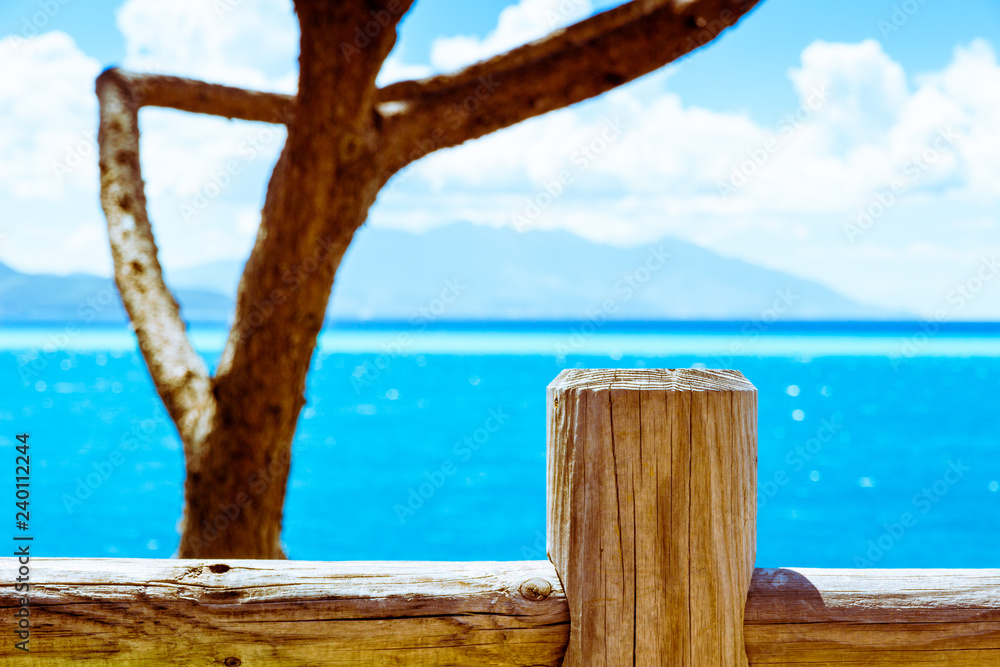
[338,132,365,161]
[223,657,242,667]
[519,577,553,601]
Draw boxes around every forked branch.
[378,0,760,175]
[99,69,295,123]
[96,69,215,447]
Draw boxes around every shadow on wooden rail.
[2,369,997,665]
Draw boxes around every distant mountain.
[0,263,231,324]
[2,223,895,323]
[326,224,893,320]
[167,261,244,300]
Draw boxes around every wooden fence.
[3,368,999,665]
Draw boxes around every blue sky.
[6,0,995,121]
[2,0,1000,317]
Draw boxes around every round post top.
[548,368,756,393]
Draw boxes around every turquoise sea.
[2,321,999,568]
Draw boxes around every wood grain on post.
[547,368,757,666]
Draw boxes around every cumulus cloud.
[0,32,110,274]
[375,36,1000,317]
[0,32,101,200]
[0,0,299,276]
[376,52,433,86]
[791,39,909,146]
[403,38,998,225]
[116,0,298,92]
[926,39,1000,200]
[430,0,592,71]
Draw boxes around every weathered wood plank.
[745,568,1000,664]
[547,368,757,666]
[4,562,1000,664]
[0,559,568,665]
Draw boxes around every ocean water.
[2,323,999,568]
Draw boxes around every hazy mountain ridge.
[2,223,893,323]
[0,262,231,324]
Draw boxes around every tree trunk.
[97,0,760,559]
[177,1,407,558]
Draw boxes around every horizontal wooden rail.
[3,559,1000,664]
[0,558,568,665]
[746,567,1000,664]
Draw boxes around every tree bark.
[97,0,760,559]
[180,0,414,558]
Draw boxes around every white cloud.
[399,37,1000,227]
[0,32,109,275]
[116,0,298,92]
[0,32,101,200]
[790,39,908,146]
[374,36,1000,317]
[376,52,433,87]
[430,0,592,71]
[0,1,299,276]
[926,39,1000,200]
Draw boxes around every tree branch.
[96,69,214,448]
[377,0,760,175]
[100,68,295,123]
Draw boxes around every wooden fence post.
[547,368,757,666]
